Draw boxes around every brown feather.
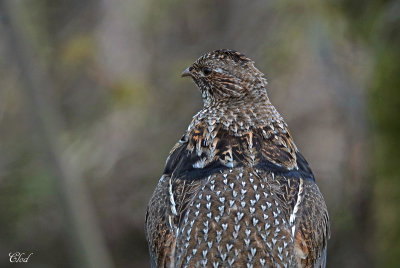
[145,49,329,267]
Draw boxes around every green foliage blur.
[0,0,399,267]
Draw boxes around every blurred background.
[0,0,399,267]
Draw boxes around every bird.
[145,49,330,268]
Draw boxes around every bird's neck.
[190,95,286,136]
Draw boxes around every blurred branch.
[0,1,114,268]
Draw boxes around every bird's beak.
[181,67,193,78]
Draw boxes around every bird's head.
[182,49,268,106]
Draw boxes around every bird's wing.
[245,124,329,267]
[291,177,330,268]
[271,151,330,268]
[145,140,207,268]
[145,174,172,268]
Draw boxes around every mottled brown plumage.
[145,49,330,268]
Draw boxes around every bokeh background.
[1,0,399,267]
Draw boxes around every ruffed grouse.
[145,49,330,268]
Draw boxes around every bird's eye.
[202,67,212,76]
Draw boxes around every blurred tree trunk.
[1,1,114,268]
